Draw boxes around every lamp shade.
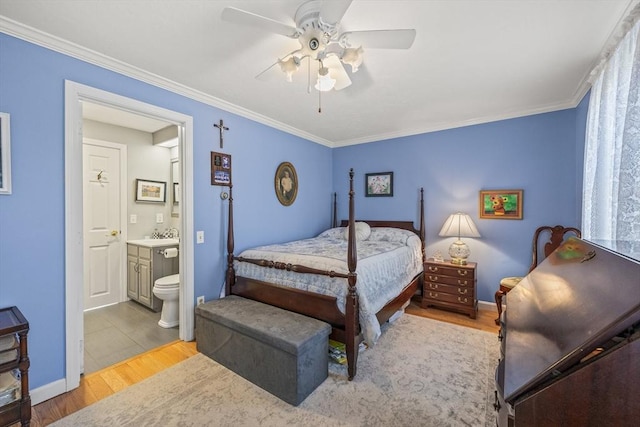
[439,213,481,239]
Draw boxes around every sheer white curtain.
[583,15,640,243]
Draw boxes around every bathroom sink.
[127,238,179,247]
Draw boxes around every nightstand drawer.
[424,264,475,279]
[424,274,474,287]
[424,281,474,296]
[423,291,474,307]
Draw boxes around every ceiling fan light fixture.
[278,57,300,82]
[341,46,364,73]
[314,66,336,92]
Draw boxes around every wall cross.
[214,119,229,149]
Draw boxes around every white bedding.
[234,226,423,346]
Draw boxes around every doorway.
[64,81,195,392]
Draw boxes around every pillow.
[368,227,414,245]
[317,227,345,239]
[343,221,371,241]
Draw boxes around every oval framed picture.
[274,162,298,206]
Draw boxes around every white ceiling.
[0,0,637,147]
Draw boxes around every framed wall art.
[365,172,393,197]
[135,179,166,203]
[211,151,232,186]
[0,112,11,195]
[275,161,298,206]
[479,189,523,219]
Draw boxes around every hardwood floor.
[26,300,499,426]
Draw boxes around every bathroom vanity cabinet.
[127,242,178,312]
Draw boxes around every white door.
[83,140,126,310]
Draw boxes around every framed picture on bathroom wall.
[135,179,166,203]
[211,151,232,186]
[479,189,523,219]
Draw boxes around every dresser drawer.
[424,274,474,287]
[424,263,475,279]
[424,281,474,296]
[423,291,474,307]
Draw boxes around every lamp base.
[448,240,470,265]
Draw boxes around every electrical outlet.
[156,213,164,223]
[197,296,205,305]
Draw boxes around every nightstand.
[421,259,477,318]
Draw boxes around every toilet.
[153,274,180,328]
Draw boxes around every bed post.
[420,187,425,262]
[225,184,235,297]
[346,168,359,380]
[332,192,337,229]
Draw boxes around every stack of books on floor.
[328,339,367,364]
[328,339,347,364]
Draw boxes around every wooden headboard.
[338,220,421,237]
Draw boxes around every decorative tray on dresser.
[421,258,477,318]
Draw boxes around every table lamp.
[439,212,481,265]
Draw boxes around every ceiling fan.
[221,0,416,93]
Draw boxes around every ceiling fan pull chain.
[318,87,322,113]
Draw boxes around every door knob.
[106,230,119,237]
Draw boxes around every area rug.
[53,314,499,426]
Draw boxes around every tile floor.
[83,300,179,375]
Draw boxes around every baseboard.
[478,299,497,312]
[30,378,67,405]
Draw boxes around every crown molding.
[0,16,334,148]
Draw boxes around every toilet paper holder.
[158,248,179,258]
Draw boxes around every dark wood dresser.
[421,259,477,318]
[0,306,30,427]
[495,239,640,425]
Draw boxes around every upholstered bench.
[195,295,331,406]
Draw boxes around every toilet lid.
[154,274,180,287]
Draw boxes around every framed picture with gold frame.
[274,162,298,206]
[479,189,523,219]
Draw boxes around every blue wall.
[0,32,587,394]
[333,109,582,303]
[0,33,332,390]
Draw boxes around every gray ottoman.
[195,295,331,406]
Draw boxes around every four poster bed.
[225,169,425,380]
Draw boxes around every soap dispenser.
[152,228,160,239]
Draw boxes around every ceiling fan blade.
[221,7,297,37]
[319,0,353,25]
[341,29,416,49]
[323,55,352,91]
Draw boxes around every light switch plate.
[196,231,204,244]
[130,214,137,224]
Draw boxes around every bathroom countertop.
[127,238,179,248]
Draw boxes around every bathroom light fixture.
[341,46,364,73]
[439,212,481,265]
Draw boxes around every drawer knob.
[457,296,468,303]
[428,275,438,281]
[428,266,439,272]
[457,280,468,286]
[429,292,438,298]
[458,288,468,295]
[429,283,438,289]
[457,269,468,276]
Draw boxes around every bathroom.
[81,102,182,373]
